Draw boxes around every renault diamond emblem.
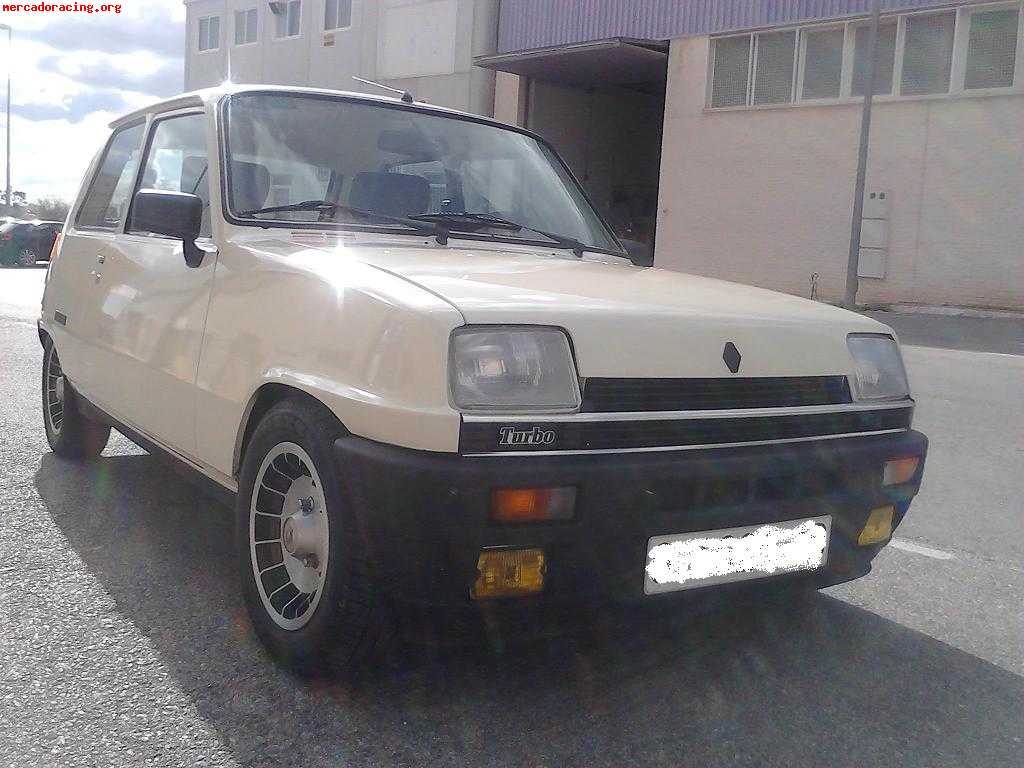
[723,342,741,374]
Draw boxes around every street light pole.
[844,0,882,309]
[0,24,10,214]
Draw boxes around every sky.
[0,0,186,202]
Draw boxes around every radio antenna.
[352,76,415,104]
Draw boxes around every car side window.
[131,113,212,238]
[77,122,146,230]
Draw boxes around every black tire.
[236,397,393,679]
[42,337,111,459]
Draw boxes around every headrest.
[231,160,271,213]
[349,171,430,217]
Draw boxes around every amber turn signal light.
[490,487,576,523]
[883,457,920,486]
[858,505,895,546]
[472,548,546,599]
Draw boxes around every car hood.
[261,234,891,379]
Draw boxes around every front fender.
[194,239,466,478]
[231,369,462,476]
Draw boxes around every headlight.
[450,327,581,413]
[847,334,910,400]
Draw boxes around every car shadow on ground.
[35,452,1023,768]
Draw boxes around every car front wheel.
[18,249,37,267]
[236,397,392,678]
[42,338,110,459]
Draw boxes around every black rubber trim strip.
[459,407,912,454]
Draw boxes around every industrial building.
[185,1,1024,310]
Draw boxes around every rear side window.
[130,113,212,237]
[77,123,146,230]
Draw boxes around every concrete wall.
[185,4,1022,309]
[493,71,527,125]
[184,0,498,116]
[657,36,1024,311]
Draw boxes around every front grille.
[582,376,852,412]
[458,406,911,454]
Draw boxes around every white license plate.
[644,516,832,595]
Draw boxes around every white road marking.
[889,538,957,560]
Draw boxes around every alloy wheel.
[249,442,330,631]
[45,345,65,435]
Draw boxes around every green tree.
[29,197,70,222]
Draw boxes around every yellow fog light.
[858,505,895,546]
[472,548,545,599]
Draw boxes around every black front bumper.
[335,431,927,608]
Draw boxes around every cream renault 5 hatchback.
[40,85,927,675]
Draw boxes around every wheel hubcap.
[250,443,330,630]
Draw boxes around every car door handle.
[90,270,102,282]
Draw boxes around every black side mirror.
[132,189,205,268]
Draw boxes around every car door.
[44,121,147,401]
[88,110,217,456]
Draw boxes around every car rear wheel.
[237,397,393,679]
[42,338,111,459]
[18,249,37,267]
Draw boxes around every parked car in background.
[0,220,62,266]
[40,85,927,677]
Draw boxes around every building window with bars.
[753,31,797,105]
[274,0,302,39]
[708,4,1023,109]
[852,19,898,96]
[235,8,258,46]
[801,27,844,99]
[901,12,957,95]
[325,0,353,31]
[964,7,1020,90]
[710,36,751,108]
[198,16,220,52]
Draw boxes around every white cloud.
[10,113,115,201]
[0,0,185,202]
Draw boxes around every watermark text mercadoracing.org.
[2,3,122,13]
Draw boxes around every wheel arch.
[232,381,349,479]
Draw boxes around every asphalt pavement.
[1,267,1021,767]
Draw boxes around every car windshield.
[223,92,621,253]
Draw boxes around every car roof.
[109,83,516,132]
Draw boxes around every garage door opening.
[477,39,668,265]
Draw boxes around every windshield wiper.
[410,212,591,258]
[239,199,449,242]
[239,202,602,256]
